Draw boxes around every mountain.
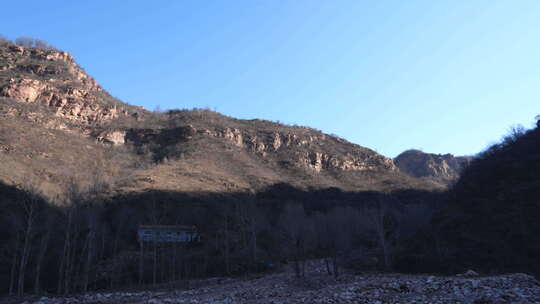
[438,125,540,275]
[0,43,145,123]
[0,43,433,198]
[399,125,540,276]
[4,41,537,298]
[394,149,472,186]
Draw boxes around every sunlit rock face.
[394,149,472,186]
[122,125,397,174]
[0,43,430,195]
[0,44,137,124]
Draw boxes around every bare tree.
[220,205,232,276]
[147,193,164,286]
[277,203,315,278]
[313,206,359,279]
[57,181,84,294]
[15,37,34,47]
[34,218,52,294]
[17,180,43,295]
[34,39,53,50]
[235,199,267,272]
[0,34,11,45]
[14,36,56,50]
[357,196,404,271]
[313,212,333,276]
[8,217,21,296]
[82,210,97,292]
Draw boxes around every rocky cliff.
[394,149,472,186]
[0,43,433,196]
[0,44,143,124]
[97,124,396,173]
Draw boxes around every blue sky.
[2,1,539,157]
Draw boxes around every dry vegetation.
[0,98,144,198]
[6,40,538,302]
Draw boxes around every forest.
[1,122,540,297]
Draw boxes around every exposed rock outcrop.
[394,149,472,186]
[0,43,430,194]
[122,125,397,174]
[0,44,139,124]
[95,130,127,145]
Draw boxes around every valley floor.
[10,261,540,304]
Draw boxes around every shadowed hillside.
[398,123,540,276]
[442,124,540,275]
[0,180,441,295]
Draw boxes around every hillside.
[402,124,540,276]
[442,125,540,274]
[2,41,538,299]
[0,43,434,197]
[394,150,472,187]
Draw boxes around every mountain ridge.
[0,43,437,197]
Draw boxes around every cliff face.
[394,149,472,186]
[0,44,142,124]
[0,44,432,196]
[97,124,396,174]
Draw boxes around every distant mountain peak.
[394,149,472,186]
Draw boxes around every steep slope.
[0,44,146,124]
[0,97,141,196]
[406,125,540,276]
[0,43,433,197]
[394,149,472,186]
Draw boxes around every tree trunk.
[251,226,257,272]
[57,208,73,294]
[139,241,144,285]
[324,258,332,276]
[34,226,51,294]
[57,238,66,294]
[160,244,166,283]
[224,217,230,275]
[332,253,339,279]
[83,222,95,293]
[110,236,119,289]
[293,239,301,278]
[376,202,391,271]
[65,215,80,295]
[18,204,35,296]
[153,240,157,286]
[9,231,20,296]
[172,243,177,281]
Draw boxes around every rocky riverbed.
[9,262,540,304]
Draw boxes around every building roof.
[139,225,197,231]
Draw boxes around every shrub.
[14,36,56,50]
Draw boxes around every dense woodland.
[1,122,540,296]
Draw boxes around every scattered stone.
[457,269,480,277]
[12,262,540,304]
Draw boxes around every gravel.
[13,261,540,304]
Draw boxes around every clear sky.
[2,1,539,157]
